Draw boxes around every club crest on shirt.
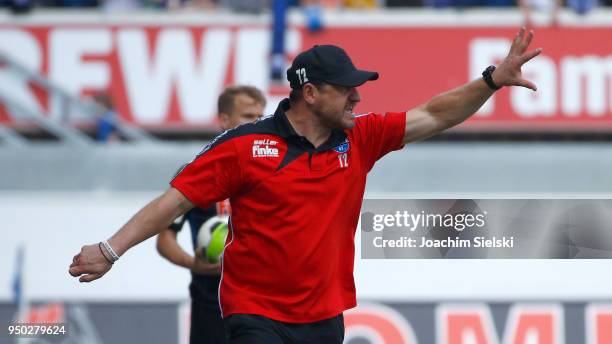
[333,140,350,154]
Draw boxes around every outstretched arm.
[403,27,542,144]
[69,187,194,283]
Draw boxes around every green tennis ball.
[206,223,228,263]
[197,216,229,263]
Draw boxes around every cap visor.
[327,70,379,87]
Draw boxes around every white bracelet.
[101,240,120,262]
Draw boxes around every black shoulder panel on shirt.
[196,116,279,157]
[171,117,279,182]
[276,140,306,172]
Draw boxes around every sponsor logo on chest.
[252,139,279,158]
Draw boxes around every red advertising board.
[0,19,610,131]
[5,301,612,343]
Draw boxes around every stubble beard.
[314,106,355,131]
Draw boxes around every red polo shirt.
[171,99,405,323]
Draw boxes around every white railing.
[0,52,156,144]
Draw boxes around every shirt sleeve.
[170,139,242,210]
[352,112,406,172]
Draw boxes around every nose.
[349,88,361,103]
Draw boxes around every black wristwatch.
[482,65,502,91]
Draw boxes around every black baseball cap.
[286,45,379,90]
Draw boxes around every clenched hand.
[69,244,113,283]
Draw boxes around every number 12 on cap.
[296,68,308,84]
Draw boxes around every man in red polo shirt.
[70,28,541,343]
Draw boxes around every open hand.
[493,27,542,91]
[69,244,113,283]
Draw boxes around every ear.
[302,84,319,105]
[218,113,231,129]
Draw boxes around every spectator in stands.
[566,0,598,14]
[101,0,142,11]
[56,0,98,7]
[519,0,561,27]
[343,0,378,9]
[422,0,513,10]
[303,0,324,30]
[385,0,421,7]
[270,0,324,82]
[5,0,33,13]
[93,93,120,143]
[222,0,266,12]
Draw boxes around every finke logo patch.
[252,139,279,158]
[333,140,350,154]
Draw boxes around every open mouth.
[344,105,355,117]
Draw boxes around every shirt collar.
[273,98,300,138]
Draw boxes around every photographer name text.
[373,236,515,248]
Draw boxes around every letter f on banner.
[469,39,510,117]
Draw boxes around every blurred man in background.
[156,85,265,344]
[93,93,121,143]
[69,28,541,343]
